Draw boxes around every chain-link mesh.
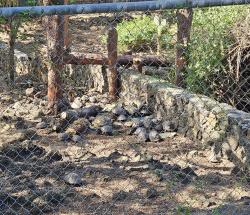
[0,1,250,214]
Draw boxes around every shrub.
[187,6,249,95]
[116,15,157,52]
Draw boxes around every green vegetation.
[116,6,249,110]
[116,16,157,52]
[187,6,248,94]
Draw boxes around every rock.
[71,97,82,109]
[159,132,177,139]
[101,125,113,135]
[79,106,102,118]
[66,118,90,135]
[132,118,143,128]
[52,118,68,132]
[36,122,47,129]
[89,97,97,103]
[112,191,127,201]
[117,114,127,122]
[25,87,35,96]
[155,123,163,132]
[162,121,176,132]
[143,116,154,128]
[137,128,148,142]
[92,114,112,128]
[64,172,82,185]
[140,107,151,116]
[124,121,134,127]
[149,130,161,142]
[72,135,82,143]
[146,188,158,199]
[112,106,127,116]
[81,95,88,103]
[230,166,245,176]
[58,133,70,141]
[181,166,197,177]
[125,105,139,116]
[134,127,146,135]
[30,110,43,120]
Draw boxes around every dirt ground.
[0,14,250,215]
[0,82,250,215]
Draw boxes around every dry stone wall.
[120,69,250,169]
[1,45,249,169]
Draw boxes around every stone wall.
[1,45,249,169]
[119,69,250,169]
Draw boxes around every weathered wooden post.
[107,25,118,99]
[43,0,65,114]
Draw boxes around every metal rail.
[0,0,250,17]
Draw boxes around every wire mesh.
[0,1,250,215]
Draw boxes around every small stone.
[134,127,146,135]
[117,114,127,122]
[230,166,245,176]
[124,121,133,127]
[71,97,82,109]
[64,172,82,186]
[132,118,143,128]
[36,122,47,129]
[137,128,148,142]
[58,133,70,141]
[125,106,139,116]
[72,135,82,143]
[143,116,154,128]
[89,97,97,103]
[159,132,177,139]
[101,125,113,135]
[80,106,102,118]
[25,87,35,96]
[92,114,112,128]
[66,118,90,135]
[112,106,127,116]
[155,123,163,132]
[162,121,176,132]
[149,130,161,142]
[181,166,197,177]
[140,108,151,116]
[146,188,158,199]
[30,110,43,120]
[112,191,127,201]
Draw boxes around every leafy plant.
[186,6,249,94]
[116,15,157,52]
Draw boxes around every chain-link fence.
[0,1,250,214]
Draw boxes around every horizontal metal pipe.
[0,0,250,17]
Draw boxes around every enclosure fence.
[0,0,250,214]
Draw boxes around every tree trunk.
[43,0,65,114]
[175,8,193,88]
[107,26,118,99]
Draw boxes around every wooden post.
[43,0,65,114]
[107,26,118,99]
[175,8,193,88]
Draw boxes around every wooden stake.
[107,26,118,99]
[44,0,65,115]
